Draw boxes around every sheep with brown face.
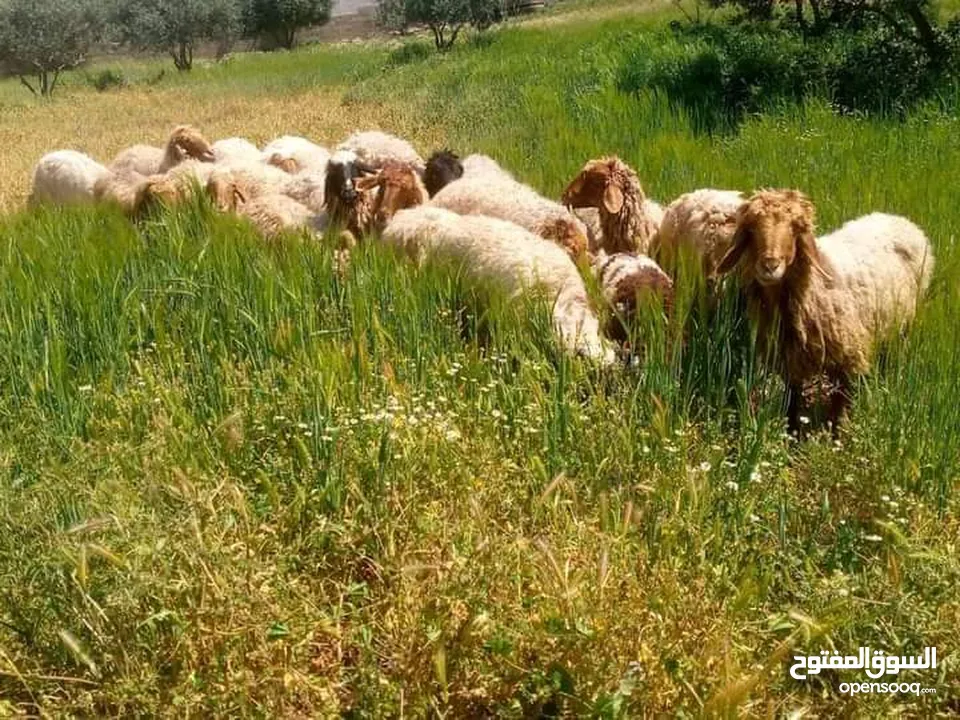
[717,189,934,435]
[110,125,216,177]
[356,160,429,232]
[593,252,674,346]
[562,156,663,256]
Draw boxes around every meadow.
[0,1,958,715]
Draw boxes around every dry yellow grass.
[0,85,449,213]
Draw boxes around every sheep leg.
[828,375,853,438]
[786,384,803,438]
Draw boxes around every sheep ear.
[799,232,831,281]
[717,225,750,275]
[602,183,624,214]
[233,186,247,208]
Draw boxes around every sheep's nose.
[342,188,357,203]
[761,257,780,273]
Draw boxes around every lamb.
[109,125,216,177]
[356,160,429,232]
[593,252,674,345]
[212,137,263,167]
[381,206,615,364]
[716,189,935,434]
[429,174,590,260]
[337,130,425,172]
[561,156,663,255]
[262,136,331,174]
[28,150,111,206]
[656,189,745,279]
[423,149,464,197]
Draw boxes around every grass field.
[0,1,958,715]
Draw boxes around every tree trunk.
[173,41,193,71]
[809,0,824,28]
[795,0,807,32]
[900,0,945,64]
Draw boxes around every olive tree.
[0,0,104,96]
[113,0,244,71]
[246,0,332,50]
[378,0,506,50]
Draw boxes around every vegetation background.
[0,0,957,715]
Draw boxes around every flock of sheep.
[29,126,935,434]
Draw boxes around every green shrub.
[86,68,127,92]
[386,40,434,66]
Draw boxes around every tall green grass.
[0,6,958,715]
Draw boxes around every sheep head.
[538,216,589,260]
[358,161,429,232]
[562,156,640,216]
[423,149,463,197]
[324,150,378,225]
[167,125,215,164]
[717,189,829,286]
[206,174,248,213]
[134,175,185,216]
[267,153,301,174]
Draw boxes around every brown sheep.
[561,156,663,256]
[356,160,429,233]
[717,189,934,435]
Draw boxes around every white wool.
[461,153,514,180]
[29,150,112,205]
[262,136,331,174]
[657,188,744,277]
[337,130,424,170]
[238,194,329,240]
[212,137,263,167]
[382,206,615,363]
[816,212,934,330]
[429,174,588,253]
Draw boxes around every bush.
[386,41,434,66]
[245,0,332,50]
[87,68,127,92]
[617,22,959,132]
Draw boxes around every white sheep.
[337,130,425,171]
[236,194,329,240]
[562,156,663,255]
[95,160,217,216]
[262,136,331,174]
[29,150,111,206]
[381,206,615,363]
[461,153,514,181]
[717,189,935,434]
[109,125,215,177]
[656,188,745,278]
[429,174,590,260]
[212,137,263,167]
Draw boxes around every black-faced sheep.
[562,156,663,256]
[717,189,935,434]
[110,125,216,177]
[323,149,378,244]
[381,206,615,364]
